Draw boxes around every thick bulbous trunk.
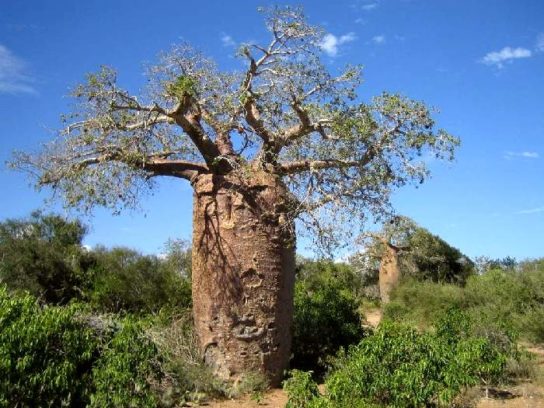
[379,245,400,304]
[191,172,296,386]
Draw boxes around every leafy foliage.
[0,286,96,406]
[383,279,466,326]
[292,260,365,374]
[384,259,544,343]
[0,287,181,407]
[89,317,162,408]
[405,227,474,284]
[11,7,458,252]
[0,211,93,304]
[285,309,512,408]
[89,246,191,314]
[284,370,322,408]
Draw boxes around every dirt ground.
[203,309,544,408]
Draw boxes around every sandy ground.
[203,309,544,408]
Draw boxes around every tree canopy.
[353,216,475,285]
[11,7,458,250]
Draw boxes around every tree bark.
[379,244,401,304]
[191,172,296,386]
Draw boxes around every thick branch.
[143,158,209,180]
[111,97,224,170]
[278,159,360,174]
[38,151,208,184]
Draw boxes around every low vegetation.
[285,309,519,407]
[384,259,544,343]
[1,212,543,406]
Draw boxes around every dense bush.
[0,286,97,406]
[285,309,512,408]
[0,212,93,304]
[89,246,192,314]
[383,279,465,327]
[385,260,544,343]
[0,212,193,316]
[292,273,365,375]
[404,228,474,285]
[89,317,162,407]
[0,286,170,407]
[296,259,365,298]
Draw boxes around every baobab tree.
[11,7,458,385]
[356,217,474,303]
[357,216,415,303]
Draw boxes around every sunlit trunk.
[379,244,401,303]
[191,172,296,386]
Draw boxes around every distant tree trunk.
[379,243,401,303]
[191,172,296,386]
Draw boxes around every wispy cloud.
[371,35,386,45]
[352,0,379,11]
[320,32,356,57]
[536,33,544,52]
[504,151,539,160]
[221,34,236,48]
[0,44,36,94]
[517,206,544,215]
[361,3,378,10]
[480,46,532,68]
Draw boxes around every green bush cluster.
[89,246,192,314]
[292,260,366,375]
[285,309,512,408]
[0,213,193,315]
[0,286,96,406]
[384,260,544,343]
[0,287,164,407]
[0,211,93,304]
[89,318,162,407]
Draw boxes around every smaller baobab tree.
[355,217,474,303]
[10,7,459,385]
[357,216,415,303]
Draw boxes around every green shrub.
[0,286,97,407]
[148,313,229,404]
[0,212,93,304]
[285,309,511,408]
[89,246,191,314]
[464,267,544,343]
[292,277,365,375]
[284,370,323,408]
[0,286,171,407]
[383,279,465,328]
[384,265,544,344]
[90,317,162,407]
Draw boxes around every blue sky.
[0,0,543,260]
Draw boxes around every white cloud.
[361,3,378,10]
[221,34,236,48]
[320,32,356,57]
[504,151,539,160]
[517,206,544,215]
[536,33,544,52]
[372,35,386,45]
[0,44,36,94]
[480,46,532,68]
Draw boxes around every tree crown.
[11,7,459,250]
